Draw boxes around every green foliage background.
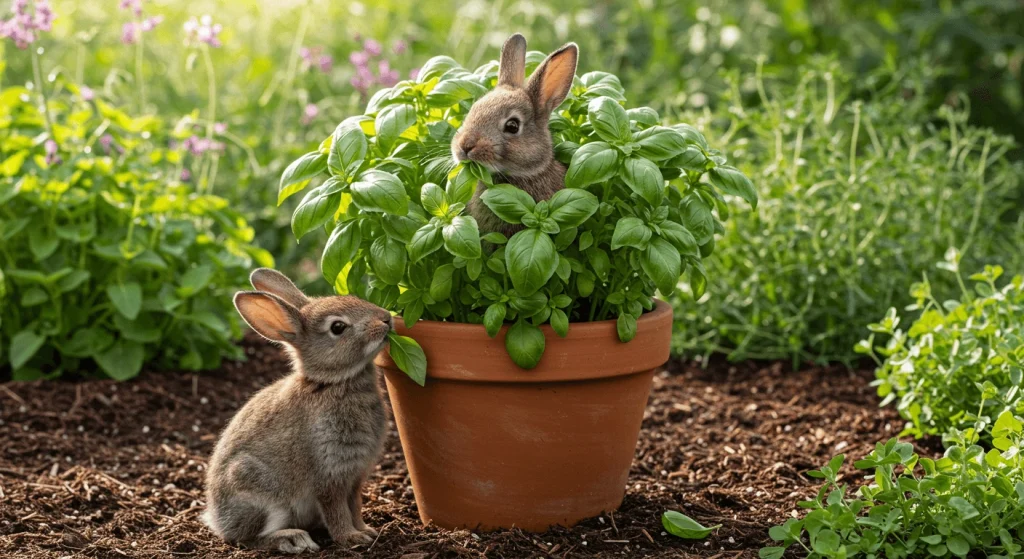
[1,0,1023,376]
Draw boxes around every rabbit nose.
[380,314,394,331]
[460,137,479,159]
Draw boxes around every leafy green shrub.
[760,412,1024,559]
[673,63,1024,363]
[0,84,271,380]
[279,52,754,371]
[859,254,1024,439]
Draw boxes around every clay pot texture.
[375,299,673,532]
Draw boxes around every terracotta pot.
[374,300,673,532]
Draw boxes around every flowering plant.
[0,83,270,380]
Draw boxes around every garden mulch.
[1,336,918,558]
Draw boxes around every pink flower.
[409,67,420,80]
[349,50,369,67]
[140,15,162,32]
[0,0,53,49]
[97,134,114,153]
[362,38,381,56]
[182,135,224,156]
[80,85,94,101]
[301,45,333,74]
[317,54,333,73]
[378,60,399,87]
[392,39,407,55]
[301,103,319,125]
[180,168,191,181]
[213,122,227,134]
[183,15,222,48]
[44,139,60,166]
[118,0,142,16]
[121,22,138,44]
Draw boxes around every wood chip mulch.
[0,336,916,558]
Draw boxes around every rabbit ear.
[526,43,578,114]
[498,33,527,88]
[250,268,309,308]
[234,292,303,343]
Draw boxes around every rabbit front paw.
[267,529,320,554]
[340,529,375,545]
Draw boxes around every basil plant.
[279,52,755,373]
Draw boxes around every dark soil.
[0,336,912,558]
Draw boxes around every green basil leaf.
[617,313,637,342]
[382,209,427,243]
[506,229,558,296]
[672,123,709,150]
[429,264,455,301]
[550,308,569,338]
[375,103,417,152]
[291,184,342,239]
[480,184,536,225]
[708,165,757,208]
[279,151,327,205]
[408,223,444,263]
[328,121,368,178]
[425,78,489,107]
[661,511,721,540]
[611,217,652,250]
[370,236,407,285]
[386,331,427,386]
[641,237,681,295]
[635,126,688,161]
[447,165,478,205]
[548,189,599,227]
[587,248,611,281]
[659,221,699,256]
[505,320,545,369]
[484,303,507,337]
[442,215,482,259]
[588,96,631,143]
[681,195,715,245]
[668,146,708,172]
[622,157,664,206]
[420,182,449,217]
[626,107,660,127]
[350,170,410,215]
[565,141,619,188]
[418,55,461,81]
[322,220,362,285]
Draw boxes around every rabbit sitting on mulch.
[202,268,392,554]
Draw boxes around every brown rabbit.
[453,33,578,236]
[202,268,391,554]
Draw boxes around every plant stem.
[271,4,311,148]
[135,16,147,112]
[31,47,56,142]
[200,44,220,194]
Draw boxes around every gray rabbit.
[203,268,391,554]
[452,33,579,236]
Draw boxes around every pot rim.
[376,299,673,382]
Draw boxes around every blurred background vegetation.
[2,0,1023,377]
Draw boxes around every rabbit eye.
[329,321,346,336]
[503,118,520,134]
